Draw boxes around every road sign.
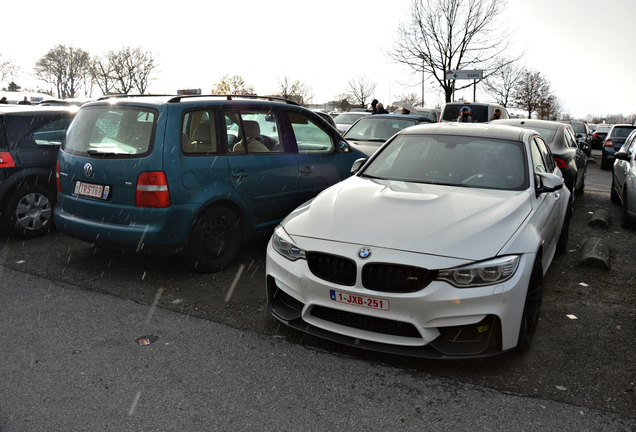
[445,70,483,80]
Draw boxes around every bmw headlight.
[272,225,306,261]
[437,256,520,287]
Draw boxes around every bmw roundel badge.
[358,248,372,259]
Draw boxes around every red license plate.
[329,289,389,310]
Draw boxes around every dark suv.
[55,95,366,272]
[0,106,76,238]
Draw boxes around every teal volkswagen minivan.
[55,95,365,272]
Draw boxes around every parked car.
[611,129,636,227]
[392,107,441,122]
[560,121,592,156]
[601,124,636,169]
[591,124,612,150]
[343,114,434,155]
[494,119,587,200]
[267,123,570,359]
[333,112,371,134]
[311,109,337,129]
[55,95,366,272]
[440,101,509,123]
[0,105,76,238]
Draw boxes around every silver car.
[611,128,636,228]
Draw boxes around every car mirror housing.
[614,151,630,161]
[350,158,367,174]
[535,172,564,195]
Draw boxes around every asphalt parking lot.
[0,150,634,419]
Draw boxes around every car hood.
[284,176,532,261]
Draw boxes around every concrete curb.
[588,209,611,228]
[579,237,611,270]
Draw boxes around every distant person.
[371,99,379,114]
[18,96,31,105]
[374,102,389,114]
[489,108,502,121]
[0,97,7,104]
[457,106,472,122]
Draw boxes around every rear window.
[63,106,157,157]
[570,123,587,134]
[442,104,490,123]
[345,117,417,142]
[610,126,636,138]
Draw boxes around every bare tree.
[0,55,20,88]
[482,57,523,107]
[347,75,377,108]
[276,76,312,106]
[33,45,91,98]
[394,93,422,107]
[511,69,551,119]
[107,47,158,95]
[212,75,256,95]
[388,0,521,103]
[538,94,563,121]
[89,54,117,95]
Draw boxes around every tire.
[576,166,586,196]
[183,206,242,273]
[1,185,56,239]
[555,209,570,258]
[600,159,609,170]
[610,177,620,203]
[517,258,543,351]
[621,190,634,229]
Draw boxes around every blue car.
[55,95,366,272]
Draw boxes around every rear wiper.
[87,150,120,156]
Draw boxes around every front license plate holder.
[329,289,389,310]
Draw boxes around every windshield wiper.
[87,150,122,156]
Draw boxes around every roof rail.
[166,94,299,105]
[96,94,174,101]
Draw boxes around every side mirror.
[350,158,368,174]
[535,172,564,195]
[614,151,630,161]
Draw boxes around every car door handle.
[232,170,248,179]
[300,166,313,175]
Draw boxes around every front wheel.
[1,185,56,239]
[621,191,634,229]
[183,206,242,273]
[517,259,543,351]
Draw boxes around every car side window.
[624,131,636,155]
[564,127,578,149]
[182,110,219,155]
[224,110,282,154]
[534,137,556,173]
[530,138,548,174]
[32,117,73,146]
[288,112,335,154]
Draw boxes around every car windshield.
[334,113,367,125]
[63,106,157,156]
[361,134,528,191]
[610,126,636,138]
[344,117,417,142]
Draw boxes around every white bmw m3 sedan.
[266,123,570,359]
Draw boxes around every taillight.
[554,157,567,168]
[0,151,15,168]
[56,161,61,192]
[605,140,613,147]
[135,171,170,208]
[592,133,600,138]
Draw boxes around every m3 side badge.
[358,248,372,259]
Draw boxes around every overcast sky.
[3,0,634,119]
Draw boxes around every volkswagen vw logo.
[358,248,372,259]
[83,163,93,177]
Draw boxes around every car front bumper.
[266,236,536,359]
